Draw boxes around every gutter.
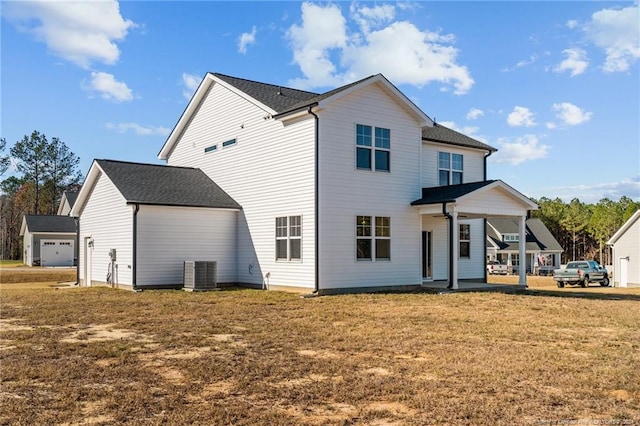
[308,106,320,294]
[442,202,454,289]
[74,217,80,286]
[132,204,139,291]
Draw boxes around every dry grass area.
[0,266,76,284]
[1,272,639,425]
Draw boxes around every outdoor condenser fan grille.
[183,261,217,291]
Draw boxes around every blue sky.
[1,1,638,203]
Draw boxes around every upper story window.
[356,124,390,172]
[222,138,237,148]
[438,152,463,186]
[204,144,218,153]
[503,234,519,242]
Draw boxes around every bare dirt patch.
[61,324,154,343]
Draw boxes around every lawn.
[1,271,639,425]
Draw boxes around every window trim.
[222,138,237,148]
[356,215,391,261]
[459,223,470,258]
[438,151,464,186]
[355,124,391,172]
[275,215,302,262]
[204,144,218,153]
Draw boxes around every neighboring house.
[20,215,77,266]
[607,210,640,288]
[486,218,563,275]
[73,72,537,293]
[57,190,79,216]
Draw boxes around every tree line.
[1,131,639,264]
[1,131,81,260]
[531,196,640,265]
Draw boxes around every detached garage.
[20,215,77,267]
[70,159,241,290]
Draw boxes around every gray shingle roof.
[411,180,497,206]
[422,123,496,152]
[24,215,77,233]
[487,218,563,252]
[215,73,496,151]
[63,191,79,208]
[96,160,241,209]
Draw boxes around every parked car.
[487,260,509,275]
[553,260,610,288]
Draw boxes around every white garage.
[40,240,75,267]
[20,215,77,267]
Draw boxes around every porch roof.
[411,180,497,205]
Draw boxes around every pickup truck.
[553,260,610,288]
[487,260,509,275]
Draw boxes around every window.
[204,144,218,153]
[356,215,391,261]
[438,152,463,186]
[356,124,390,172]
[276,216,302,261]
[503,234,519,242]
[459,224,470,258]
[222,139,237,148]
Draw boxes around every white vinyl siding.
[78,172,132,286]
[166,80,316,290]
[136,206,238,287]
[422,142,485,188]
[611,216,640,287]
[318,82,423,290]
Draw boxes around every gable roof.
[71,160,241,216]
[159,72,432,160]
[487,217,564,252]
[20,215,76,236]
[607,210,640,245]
[57,190,80,215]
[422,123,496,152]
[411,180,498,205]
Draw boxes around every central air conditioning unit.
[183,261,217,291]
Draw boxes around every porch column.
[451,207,459,290]
[518,215,527,286]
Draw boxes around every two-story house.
[71,73,536,293]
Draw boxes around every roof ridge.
[212,73,320,96]
[96,159,200,171]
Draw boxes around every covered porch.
[411,180,539,290]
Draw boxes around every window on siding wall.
[356,215,391,261]
[204,144,218,153]
[276,216,302,261]
[356,124,390,172]
[459,224,470,258]
[438,152,463,186]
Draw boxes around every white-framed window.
[276,216,302,261]
[459,223,470,258]
[356,215,391,261]
[222,138,237,148]
[438,152,463,186]
[356,124,390,172]
[204,144,218,153]
[503,234,519,242]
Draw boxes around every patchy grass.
[0,266,76,284]
[0,260,25,268]
[1,279,639,425]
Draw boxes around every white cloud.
[84,71,133,102]
[286,2,474,94]
[501,55,538,72]
[492,135,549,165]
[566,20,579,29]
[3,0,135,68]
[554,48,589,76]
[238,26,257,54]
[552,102,593,126]
[541,176,640,203]
[181,73,201,100]
[466,108,484,120]
[507,106,536,127]
[545,122,557,130]
[106,122,170,136]
[584,4,639,72]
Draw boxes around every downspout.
[308,107,320,294]
[483,150,493,283]
[443,202,454,289]
[74,217,80,286]
[132,204,139,291]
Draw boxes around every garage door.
[41,240,74,267]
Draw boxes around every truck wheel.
[557,281,565,288]
[581,276,589,288]
[600,276,610,287]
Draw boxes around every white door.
[84,238,93,287]
[41,240,74,267]
[619,257,629,288]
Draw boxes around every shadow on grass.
[513,288,640,302]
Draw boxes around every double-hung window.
[276,216,302,261]
[459,223,470,258]
[356,124,390,172]
[356,215,391,261]
[438,152,463,186]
